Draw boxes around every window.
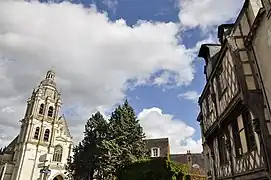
[205,92,212,115]
[237,114,248,154]
[233,110,256,157]
[218,134,229,164]
[53,145,63,162]
[39,104,44,114]
[48,106,54,117]
[217,65,226,96]
[34,127,40,139]
[44,129,50,142]
[243,110,256,151]
[151,147,160,157]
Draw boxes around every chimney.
[187,150,192,173]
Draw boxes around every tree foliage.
[109,100,147,174]
[116,157,184,180]
[67,100,147,180]
[67,111,110,180]
[66,142,88,179]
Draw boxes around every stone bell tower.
[11,69,63,180]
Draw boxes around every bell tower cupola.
[41,69,57,89]
[23,69,62,121]
[12,69,71,180]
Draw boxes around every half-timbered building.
[197,0,271,179]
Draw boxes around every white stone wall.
[0,71,73,180]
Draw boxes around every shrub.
[116,157,184,180]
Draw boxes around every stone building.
[170,151,205,175]
[197,0,271,179]
[144,138,205,174]
[144,138,170,158]
[0,70,73,180]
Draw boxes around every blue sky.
[0,0,244,152]
[89,0,206,140]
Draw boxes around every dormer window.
[151,147,160,157]
[44,129,50,142]
[48,106,54,117]
[39,104,44,115]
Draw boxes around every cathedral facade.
[0,70,73,180]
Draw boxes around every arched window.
[53,145,63,162]
[44,129,50,142]
[34,127,40,139]
[48,106,54,117]
[39,104,44,114]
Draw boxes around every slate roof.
[58,115,72,138]
[4,135,19,154]
[144,138,169,150]
[144,138,169,157]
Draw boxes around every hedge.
[116,157,184,180]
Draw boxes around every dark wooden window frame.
[218,134,229,165]
[205,91,214,117]
[243,110,256,151]
[216,64,228,99]
[232,109,256,158]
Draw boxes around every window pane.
[237,115,244,130]
[240,129,248,153]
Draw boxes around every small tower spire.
[45,69,56,81]
[40,69,57,88]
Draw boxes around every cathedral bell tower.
[12,69,63,180]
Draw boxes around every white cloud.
[138,107,202,153]
[178,90,200,103]
[178,0,244,29]
[0,1,197,145]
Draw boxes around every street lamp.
[40,165,51,180]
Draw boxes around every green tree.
[67,112,110,180]
[66,142,88,180]
[108,100,147,174]
[116,158,184,180]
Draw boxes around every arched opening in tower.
[53,175,64,180]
